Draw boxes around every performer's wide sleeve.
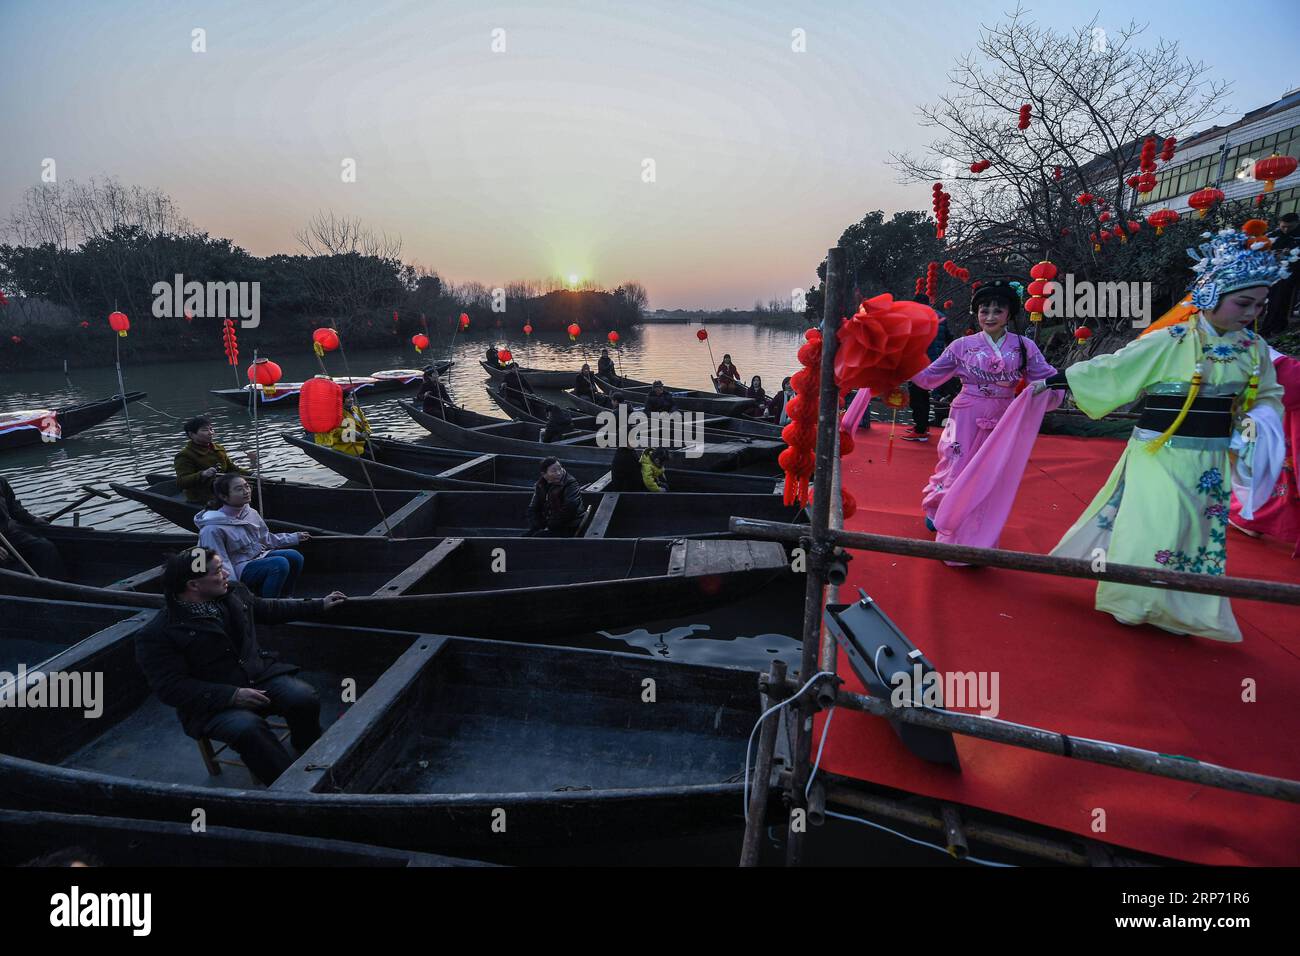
[1064,331,1184,419]
[911,346,959,391]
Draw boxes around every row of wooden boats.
[480,361,758,416]
[0,594,775,860]
[0,363,798,863]
[209,363,452,409]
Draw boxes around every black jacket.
[0,476,39,531]
[645,390,674,414]
[527,473,584,533]
[135,582,324,738]
[610,447,643,491]
[597,356,617,380]
[574,372,599,399]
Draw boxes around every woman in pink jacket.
[195,474,311,597]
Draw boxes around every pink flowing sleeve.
[911,344,960,390]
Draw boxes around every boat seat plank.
[434,454,498,480]
[271,637,447,794]
[582,494,620,539]
[375,538,465,596]
[106,566,165,592]
[584,472,614,493]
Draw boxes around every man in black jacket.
[525,457,585,536]
[0,476,65,578]
[597,349,617,382]
[645,381,674,414]
[135,548,346,785]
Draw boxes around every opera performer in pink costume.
[910,278,1057,535]
[1229,347,1300,556]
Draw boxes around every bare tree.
[890,7,1229,309]
[295,212,404,317]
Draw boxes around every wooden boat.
[0,392,146,452]
[111,477,438,536]
[284,430,782,495]
[0,594,151,675]
[0,809,487,867]
[0,601,768,858]
[536,387,784,440]
[478,360,581,390]
[210,363,451,409]
[596,375,756,416]
[0,534,792,640]
[399,399,774,471]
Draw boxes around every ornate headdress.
[1188,228,1299,311]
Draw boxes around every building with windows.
[1135,88,1300,216]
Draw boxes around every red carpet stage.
[821,424,1300,865]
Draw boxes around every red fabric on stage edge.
[820,425,1300,865]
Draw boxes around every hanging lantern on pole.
[523,324,533,336]
[567,323,581,342]
[312,327,340,358]
[1026,261,1057,323]
[411,333,429,353]
[248,358,282,398]
[299,376,344,434]
[459,313,470,329]
[497,349,513,365]
[108,311,130,337]
[1146,209,1178,235]
[1074,326,1093,347]
[607,330,620,344]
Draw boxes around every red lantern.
[943,299,953,309]
[222,319,239,366]
[299,376,344,433]
[1126,220,1141,235]
[1098,211,1111,223]
[10,335,21,345]
[607,331,620,344]
[498,349,513,365]
[411,333,429,353]
[523,324,533,335]
[459,313,470,329]
[1188,187,1225,218]
[393,311,399,324]
[1017,103,1031,130]
[1029,260,1058,282]
[1136,172,1157,194]
[79,320,89,329]
[696,329,708,341]
[567,323,581,341]
[1126,175,1141,189]
[108,311,130,337]
[1052,166,1062,181]
[1024,296,1048,318]
[1252,154,1298,193]
[248,358,282,397]
[1074,326,1093,346]
[1160,137,1177,163]
[312,328,340,353]
[1146,209,1178,235]
[1076,192,1094,206]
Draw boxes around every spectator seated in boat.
[745,376,768,416]
[645,381,674,414]
[640,448,670,492]
[416,367,453,416]
[716,355,742,394]
[541,404,574,443]
[196,474,312,598]
[525,457,585,537]
[597,349,617,382]
[313,402,371,457]
[574,363,600,400]
[135,547,346,786]
[610,444,644,491]
[769,377,793,422]
[175,416,256,504]
[0,476,66,579]
[485,345,501,369]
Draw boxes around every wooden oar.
[43,485,113,522]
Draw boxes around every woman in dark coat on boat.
[716,355,742,393]
[526,458,585,536]
[768,377,793,421]
[745,376,768,417]
[574,364,600,400]
[597,349,617,382]
[610,444,644,491]
[416,368,452,416]
[485,346,501,369]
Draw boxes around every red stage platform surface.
[822,424,1300,865]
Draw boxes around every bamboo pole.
[0,527,40,576]
[330,334,393,537]
[786,245,845,867]
[728,518,1300,606]
[44,486,112,523]
[250,350,266,520]
[739,659,787,867]
[776,677,1300,803]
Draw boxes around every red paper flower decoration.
[833,294,937,396]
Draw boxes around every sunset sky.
[2,1,1298,308]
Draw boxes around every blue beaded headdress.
[1188,228,1299,311]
